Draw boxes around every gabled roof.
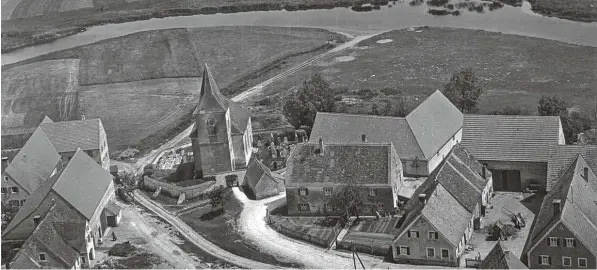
[405,90,463,159]
[192,63,250,134]
[547,145,597,191]
[310,113,424,160]
[420,183,471,246]
[525,155,597,257]
[52,149,113,220]
[39,117,103,152]
[462,115,563,162]
[244,158,280,189]
[52,221,87,252]
[3,128,61,193]
[286,142,397,185]
[479,241,528,269]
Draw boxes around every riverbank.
[528,0,597,22]
[0,0,388,53]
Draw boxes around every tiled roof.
[52,221,87,252]
[421,183,472,247]
[105,202,122,216]
[310,113,424,160]
[3,128,61,193]
[405,90,463,159]
[479,241,528,269]
[39,117,103,152]
[462,115,563,162]
[52,149,113,220]
[286,143,397,185]
[193,63,250,134]
[525,155,597,257]
[244,158,278,188]
[547,145,597,191]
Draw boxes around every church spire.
[195,62,227,114]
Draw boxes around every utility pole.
[351,242,365,270]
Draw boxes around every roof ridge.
[406,90,441,119]
[316,112,406,120]
[446,160,482,194]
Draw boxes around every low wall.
[338,232,393,257]
[269,221,340,248]
[142,176,214,199]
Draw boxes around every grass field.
[1,26,342,150]
[529,0,597,22]
[262,27,597,117]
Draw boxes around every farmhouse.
[285,140,403,216]
[461,115,565,192]
[310,90,463,176]
[1,149,117,267]
[190,63,253,176]
[522,154,597,269]
[546,145,597,191]
[391,144,492,267]
[1,128,62,208]
[38,116,110,170]
[479,241,527,269]
[242,158,285,200]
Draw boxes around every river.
[2,2,596,66]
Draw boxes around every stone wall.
[142,176,214,199]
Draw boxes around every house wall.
[253,176,284,200]
[11,242,76,269]
[482,161,547,191]
[98,121,110,170]
[481,175,494,207]
[231,135,247,169]
[88,180,115,242]
[528,222,596,269]
[427,129,462,175]
[390,147,404,209]
[1,173,32,206]
[286,184,395,216]
[402,159,429,177]
[392,215,459,267]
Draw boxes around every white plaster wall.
[427,129,462,174]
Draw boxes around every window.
[38,253,47,262]
[10,187,18,193]
[33,216,41,225]
[9,200,19,207]
[562,257,571,267]
[369,188,376,196]
[398,246,410,256]
[407,230,419,238]
[539,255,551,266]
[565,238,576,247]
[323,187,332,196]
[298,188,308,196]
[376,202,384,209]
[325,204,333,211]
[298,203,310,212]
[206,117,215,127]
[441,249,449,259]
[1,187,6,194]
[578,258,587,268]
[428,231,438,240]
[80,255,86,264]
[20,200,26,206]
[426,248,435,258]
[548,237,559,246]
[3,176,8,181]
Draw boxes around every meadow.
[529,0,597,22]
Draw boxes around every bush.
[356,89,378,99]
[108,242,137,257]
[428,9,450,15]
[426,0,449,7]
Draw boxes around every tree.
[208,185,230,211]
[283,73,336,131]
[384,96,410,117]
[490,106,529,115]
[326,184,372,223]
[592,96,597,129]
[443,68,483,113]
[538,95,567,116]
[1,198,18,231]
[121,173,139,200]
[370,103,381,115]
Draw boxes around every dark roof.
[525,155,597,257]
[193,63,250,134]
[52,221,87,252]
[547,145,597,191]
[286,143,397,185]
[420,183,471,246]
[310,113,425,160]
[405,90,463,159]
[105,202,122,216]
[462,115,563,162]
[52,149,114,219]
[244,158,278,188]
[39,117,103,152]
[3,128,61,193]
[479,241,528,269]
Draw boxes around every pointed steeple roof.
[194,63,228,114]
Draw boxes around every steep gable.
[547,145,597,191]
[479,241,527,269]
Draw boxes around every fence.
[338,232,393,257]
[142,176,214,199]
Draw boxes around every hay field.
[530,0,597,22]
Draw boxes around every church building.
[190,64,253,176]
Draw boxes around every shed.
[105,203,122,227]
[242,158,285,200]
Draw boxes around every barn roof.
[39,117,103,152]
[547,145,597,191]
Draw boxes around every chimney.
[553,199,562,216]
[418,193,427,204]
[318,138,324,156]
[362,134,367,143]
[482,166,486,179]
[81,115,85,120]
[503,248,510,256]
[583,167,589,181]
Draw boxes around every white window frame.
[426,247,435,258]
[548,237,558,246]
[565,238,575,247]
[369,188,376,196]
[399,246,409,256]
[562,256,571,267]
[441,248,449,259]
[3,176,8,181]
[323,187,332,196]
[80,255,86,264]
[298,188,308,196]
[408,230,419,238]
[298,203,310,212]
[1,187,7,194]
[38,253,47,262]
[578,258,587,268]
[540,255,550,265]
[428,231,438,240]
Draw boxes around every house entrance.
[493,170,522,192]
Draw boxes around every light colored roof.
[421,183,471,247]
[39,118,103,152]
[405,90,463,159]
[479,241,528,269]
[286,143,397,185]
[3,128,61,193]
[105,202,122,216]
[52,149,114,220]
[310,113,424,160]
[547,145,597,191]
[462,115,563,162]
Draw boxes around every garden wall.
[142,175,214,199]
[338,232,393,257]
[268,218,342,248]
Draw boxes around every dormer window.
[10,187,18,193]
[38,253,47,262]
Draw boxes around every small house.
[242,158,285,200]
[479,241,527,269]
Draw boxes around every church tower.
[191,63,235,176]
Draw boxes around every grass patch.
[108,241,138,257]
[529,0,597,22]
